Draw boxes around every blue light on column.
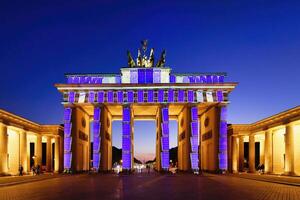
[68,92,75,103]
[137,90,144,103]
[88,91,95,103]
[64,107,72,171]
[93,107,101,171]
[127,90,134,103]
[178,90,185,102]
[148,90,154,102]
[188,90,194,103]
[190,106,199,171]
[168,89,174,102]
[107,91,114,103]
[160,106,169,170]
[97,91,104,103]
[219,106,228,170]
[122,106,132,170]
[117,91,123,103]
[158,90,164,103]
[217,91,223,102]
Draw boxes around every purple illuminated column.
[161,106,169,170]
[219,106,228,170]
[63,107,72,172]
[190,106,199,171]
[93,106,101,171]
[122,105,133,170]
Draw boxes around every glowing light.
[68,91,75,103]
[219,106,228,170]
[107,90,114,103]
[97,91,104,103]
[148,90,154,102]
[88,91,95,103]
[122,106,132,170]
[93,107,101,171]
[178,90,185,102]
[137,90,144,103]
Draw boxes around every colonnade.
[231,122,300,175]
[0,122,62,175]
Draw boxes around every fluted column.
[238,136,244,172]
[232,136,238,172]
[54,137,60,172]
[46,137,52,171]
[19,130,28,173]
[249,135,255,172]
[285,124,294,175]
[36,135,42,166]
[0,123,8,174]
[264,130,273,173]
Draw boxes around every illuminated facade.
[228,106,300,175]
[1,43,299,176]
[0,110,63,175]
[55,42,237,172]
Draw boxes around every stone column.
[54,137,60,172]
[238,136,244,172]
[232,136,238,172]
[249,135,255,172]
[19,130,28,173]
[264,130,273,173]
[46,137,52,171]
[260,140,265,165]
[122,105,134,171]
[156,105,170,171]
[36,134,42,166]
[0,123,8,174]
[218,106,228,171]
[285,124,294,175]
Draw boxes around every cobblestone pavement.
[0,173,300,200]
[230,173,300,186]
[0,173,61,187]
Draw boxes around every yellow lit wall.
[272,128,285,174]
[293,124,300,175]
[200,107,218,171]
[7,129,20,175]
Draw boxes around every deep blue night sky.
[1,1,300,159]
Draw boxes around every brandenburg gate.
[55,41,237,173]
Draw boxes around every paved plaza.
[0,173,300,200]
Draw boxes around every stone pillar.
[285,124,294,175]
[156,105,170,171]
[177,106,192,171]
[264,130,273,173]
[249,135,255,172]
[54,137,60,172]
[63,107,72,172]
[260,140,265,165]
[190,106,199,171]
[232,136,238,172]
[155,106,162,171]
[0,123,8,174]
[218,106,228,171]
[100,106,112,171]
[19,130,28,173]
[46,137,52,171]
[238,136,244,172]
[122,105,134,171]
[93,106,101,171]
[36,134,42,166]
